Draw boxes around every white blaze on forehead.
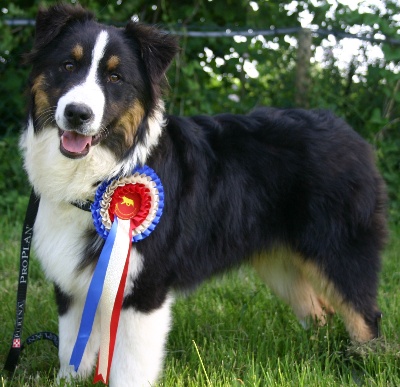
[55,30,109,134]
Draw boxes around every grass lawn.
[0,209,399,386]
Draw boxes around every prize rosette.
[70,165,164,385]
[91,165,164,242]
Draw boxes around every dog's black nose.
[64,103,93,127]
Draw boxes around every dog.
[20,3,387,386]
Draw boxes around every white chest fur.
[33,198,144,300]
[33,199,94,297]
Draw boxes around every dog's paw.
[57,365,91,385]
[57,365,77,384]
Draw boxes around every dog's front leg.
[109,295,174,387]
[57,297,101,382]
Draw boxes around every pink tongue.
[61,131,92,153]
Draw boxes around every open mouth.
[59,129,105,159]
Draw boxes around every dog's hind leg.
[300,252,382,343]
[109,295,174,387]
[252,247,333,328]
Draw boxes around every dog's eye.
[64,62,75,72]
[108,73,121,83]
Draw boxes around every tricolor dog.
[20,4,387,386]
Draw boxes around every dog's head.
[26,4,178,161]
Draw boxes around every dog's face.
[38,27,146,159]
[27,4,178,161]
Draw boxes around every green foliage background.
[1,0,399,219]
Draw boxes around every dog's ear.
[32,4,95,53]
[125,22,179,83]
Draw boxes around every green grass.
[1,213,399,386]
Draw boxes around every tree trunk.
[295,28,312,109]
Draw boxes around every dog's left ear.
[125,22,179,83]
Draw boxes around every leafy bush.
[0,1,399,222]
[375,118,400,223]
[0,135,29,216]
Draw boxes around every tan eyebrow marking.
[71,44,84,60]
[107,55,120,71]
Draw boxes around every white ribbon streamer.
[97,217,131,380]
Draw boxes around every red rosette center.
[109,184,151,228]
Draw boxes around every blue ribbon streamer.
[69,218,119,371]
